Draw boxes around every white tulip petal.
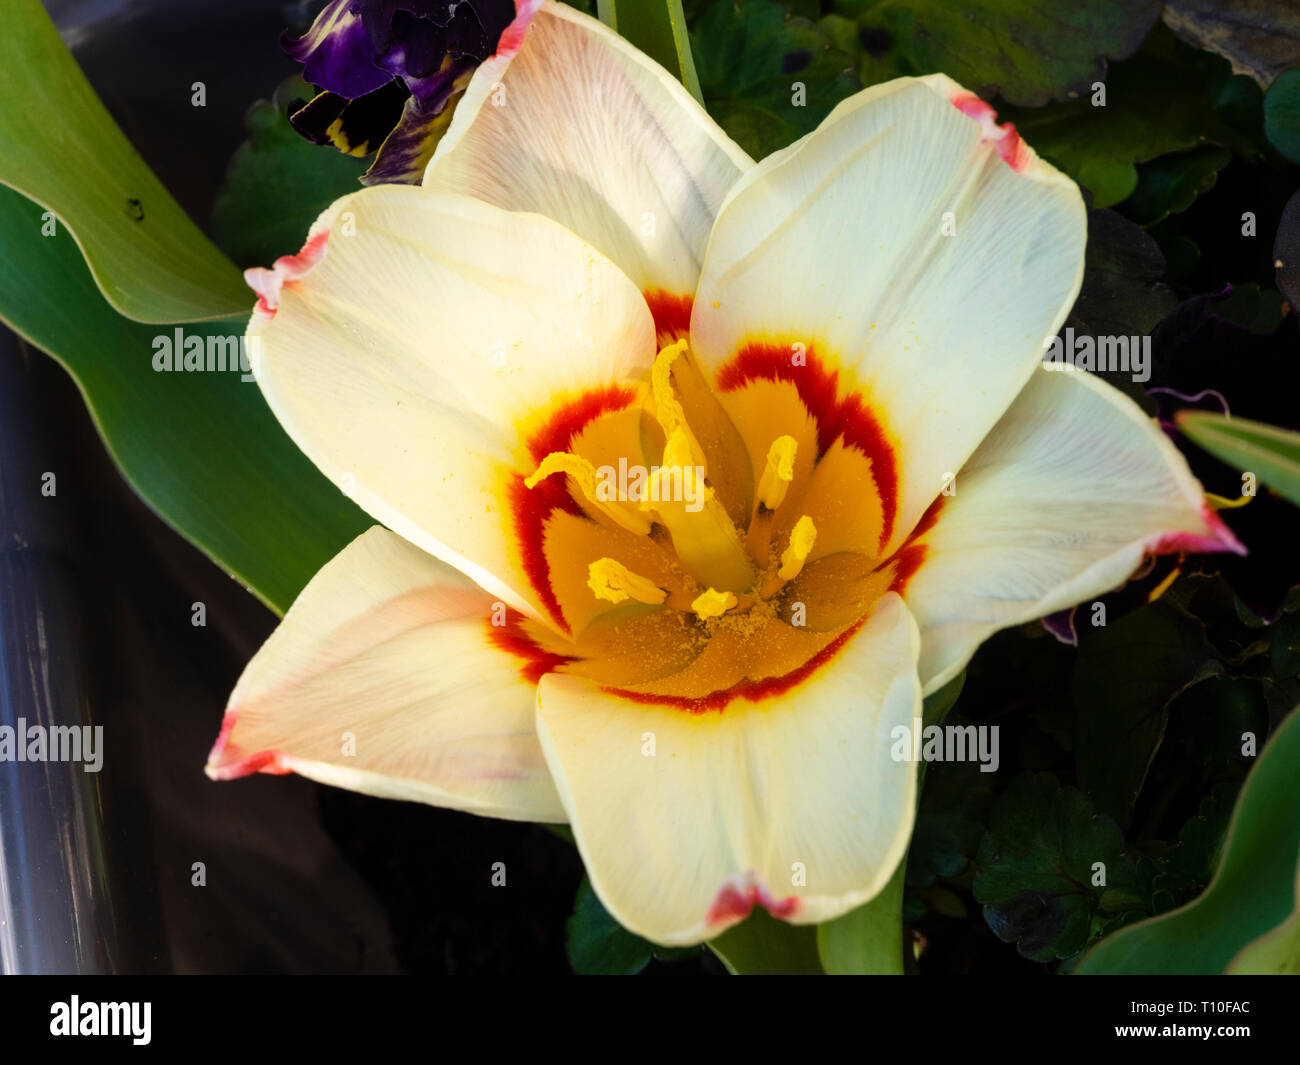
[207,526,567,822]
[535,593,922,945]
[899,368,1245,695]
[426,1,752,302]
[692,74,1086,556]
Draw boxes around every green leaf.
[1264,68,1300,164]
[212,86,369,269]
[0,0,248,322]
[1165,0,1300,89]
[708,908,824,974]
[1227,861,1300,973]
[1177,411,1300,508]
[692,0,861,159]
[921,670,965,729]
[1002,27,1262,208]
[817,860,906,974]
[907,725,997,888]
[850,0,1162,106]
[598,0,703,102]
[565,877,697,973]
[1077,708,1300,973]
[1272,609,1300,679]
[0,184,370,614]
[1156,781,1239,907]
[1122,146,1232,226]
[973,773,1145,962]
[1063,210,1175,406]
[1072,602,1216,826]
[1209,281,1287,335]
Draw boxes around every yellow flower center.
[497,316,939,713]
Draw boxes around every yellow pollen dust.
[691,587,738,620]
[778,515,817,581]
[524,451,651,536]
[756,435,798,510]
[587,558,667,606]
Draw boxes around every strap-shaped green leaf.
[1177,410,1300,508]
[1076,708,1300,974]
[597,0,703,102]
[0,184,370,615]
[0,0,250,322]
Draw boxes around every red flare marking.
[886,494,946,595]
[511,385,640,632]
[716,342,899,552]
[949,91,1028,172]
[706,873,801,929]
[486,608,576,684]
[245,229,330,319]
[643,289,694,345]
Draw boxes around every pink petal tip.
[950,91,1029,172]
[497,0,544,58]
[244,229,330,320]
[205,707,291,780]
[705,871,801,929]
[1144,503,1248,559]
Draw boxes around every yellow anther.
[651,339,690,434]
[691,587,738,620]
[756,435,798,510]
[587,558,667,606]
[649,339,706,471]
[524,451,651,535]
[778,515,817,581]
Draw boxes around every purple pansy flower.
[285,0,523,184]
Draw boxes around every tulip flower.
[208,1,1243,945]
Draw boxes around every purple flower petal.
[283,0,395,101]
[363,60,476,185]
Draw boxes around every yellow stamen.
[1146,563,1183,603]
[587,558,667,605]
[691,587,737,620]
[1207,491,1253,511]
[649,339,707,470]
[778,516,817,581]
[756,435,797,511]
[652,340,689,433]
[524,451,651,535]
[646,428,755,593]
